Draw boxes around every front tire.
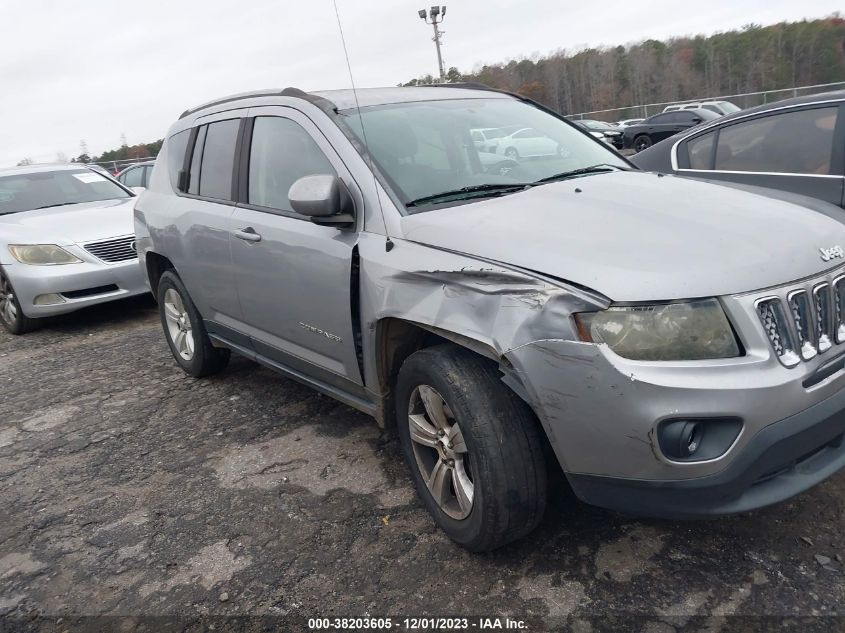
[633,135,652,152]
[0,270,37,335]
[157,270,229,377]
[504,147,519,161]
[396,345,547,551]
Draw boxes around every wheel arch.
[373,317,531,429]
[145,251,175,295]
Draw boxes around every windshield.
[716,102,741,114]
[581,120,615,131]
[0,169,131,215]
[341,98,628,212]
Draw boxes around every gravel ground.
[1,296,844,632]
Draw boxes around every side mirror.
[130,186,146,195]
[288,174,354,228]
[691,117,702,124]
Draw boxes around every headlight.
[574,298,741,361]
[8,244,83,265]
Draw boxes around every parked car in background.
[632,91,845,209]
[574,120,623,149]
[495,126,562,159]
[84,164,113,178]
[663,101,741,116]
[116,160,156,189]
[137,85,845,551]
[614,118,644,128]
[470,127,506,153]
[0,164,147,334]
[623,109,721,152]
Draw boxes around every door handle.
[233,227,261,243]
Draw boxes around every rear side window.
[714,107,838,175]
[248,117,336,212]
[198,119,240,200]
[166,130,190,190]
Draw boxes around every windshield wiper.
[32,202,78,210]
[406,183,532,208]
[534,163,628,184]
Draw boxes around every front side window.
[248,117,336,212]
[714,107,838,175]
[341,97,627,211]
[0,169,131,215]
[122,167,144,187]
[676,112,700,124]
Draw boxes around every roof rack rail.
[178,87,338,120]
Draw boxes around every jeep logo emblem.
[820,245,844,262]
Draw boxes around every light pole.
[418,6,447,82]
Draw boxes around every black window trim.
[676,102,845,178]
[174,117,245,205]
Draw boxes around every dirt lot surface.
[1,297,844,632]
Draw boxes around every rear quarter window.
[166,130,190,191]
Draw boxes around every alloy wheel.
[163,288,195,361]
[407,384,474,520]
[634,136,652,152]
[0,275,18,327]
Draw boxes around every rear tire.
[396,345,547,552]
[157,270,229,377]
[0,270,37,335]
[633,135,652,152]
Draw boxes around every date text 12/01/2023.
[307,617,528,630]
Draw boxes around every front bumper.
[568,385,845,517]
[3,255,148,318]
[504,280,845,517]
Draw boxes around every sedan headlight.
[8,244,83,265]
[574,298,740,361]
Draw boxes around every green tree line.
[404,15,845,118]
[73,139,163,165]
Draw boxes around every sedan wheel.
[0,272,36,335]
[407,384,474,520]
[0,275,18,327]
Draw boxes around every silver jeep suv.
[135,85,845,551]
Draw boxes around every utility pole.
[418,6,446,82]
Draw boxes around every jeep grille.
[756,274,845,368]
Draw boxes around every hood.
[400,171,845,301]
[0,198,136,245]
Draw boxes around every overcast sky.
[0,0,842,167]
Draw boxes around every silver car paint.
[135,87,845,487]
[0,166,147,317]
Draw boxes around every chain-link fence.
[566,81,845,123]
[87,156,154,175]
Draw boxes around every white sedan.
[496,127,562,160]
